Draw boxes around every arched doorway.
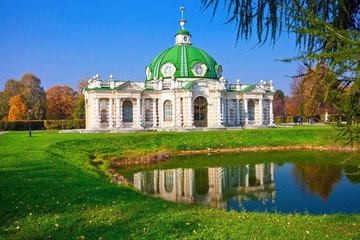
[194,96,208,127]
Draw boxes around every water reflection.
[292,163,343,201]
[134,163,276,209]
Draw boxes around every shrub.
[44,119,85,130]
[0,120,45,131]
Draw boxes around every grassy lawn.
[1,126,359,239]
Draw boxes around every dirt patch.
[179,145,359,155]
[111,151,171,168]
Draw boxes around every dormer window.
[195,65,203,75]
[191,63,207,77]
[161,63,176,78]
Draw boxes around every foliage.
[72,92,86,119]
[45,85,78,120]
[0,129,359,239]
[200,0,359,49]
[0,79,22,120]
[273,90,286,116]
[20,73,46,120]
[7,94,28,121]
[202,0,360,145]
[0,120,45,131]
[44,119,85,130]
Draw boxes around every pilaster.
[94,98,100,128]
[236,99,240,125]
[259,98,264,125]
[136,97,142,128]
[269,99,274,125]
[108,98,113,129]
[244,98,249,125]
[152,98,157,128]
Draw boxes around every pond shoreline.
[109,144,359,184]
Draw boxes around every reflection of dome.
[145,21,222,81]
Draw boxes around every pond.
[120,151,360,214]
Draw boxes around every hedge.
[0,120,45,131]
[44,119,85,130]
[0,119,85,131]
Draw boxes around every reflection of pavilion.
[134,163,275,209]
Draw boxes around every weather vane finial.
[179,6,187,29]
[180,6,185,20]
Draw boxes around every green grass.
[1,126,359,239]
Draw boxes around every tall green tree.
[20,73,46,120]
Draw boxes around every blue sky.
[0,0,301,94]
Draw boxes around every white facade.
[84,77,274,130]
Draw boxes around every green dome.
[175,29,191,36]
[146,45,221,81]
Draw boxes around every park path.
[0,131,8,135]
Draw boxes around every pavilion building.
[84,10,275,131]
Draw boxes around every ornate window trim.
[248,100,255,121]
[163,100,173,122]
[191,63,207,77]
[160,63,176,78]
[122,100,133,122]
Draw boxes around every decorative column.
[94,98,100,128]
[108,98,113,129]
[222,99,227,125]
[115,98,121,128]
[269,99,274,125]
[227,99,231,125]
[217,96,223,126]
[236,99,240,125]
[244,98,249,125]
[270,163,275,182]
[176,95,182,127]
[187,95,193,127]
[152,98,157,128]
[142,98,145,127]
[259,98,264,125]
[136,97,142,128]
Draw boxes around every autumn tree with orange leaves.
[45,85,78,120]
[8,94,29,120]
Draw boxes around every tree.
[0,78,22,120]
[7,94,28,121]
[45,85,78,120]
[273,90,286,116]
[20,73,46,120]
[201,0,359,50]
[202,0,360,145]
[72,77,89,119]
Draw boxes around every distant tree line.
[273,63,336,120]
[0,73,88,121]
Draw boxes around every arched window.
[164,170,174,193]
[164,100,172,121]
[122,100,133,122]
[248,100,255,120]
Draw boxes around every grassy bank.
[1,126,360,239]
